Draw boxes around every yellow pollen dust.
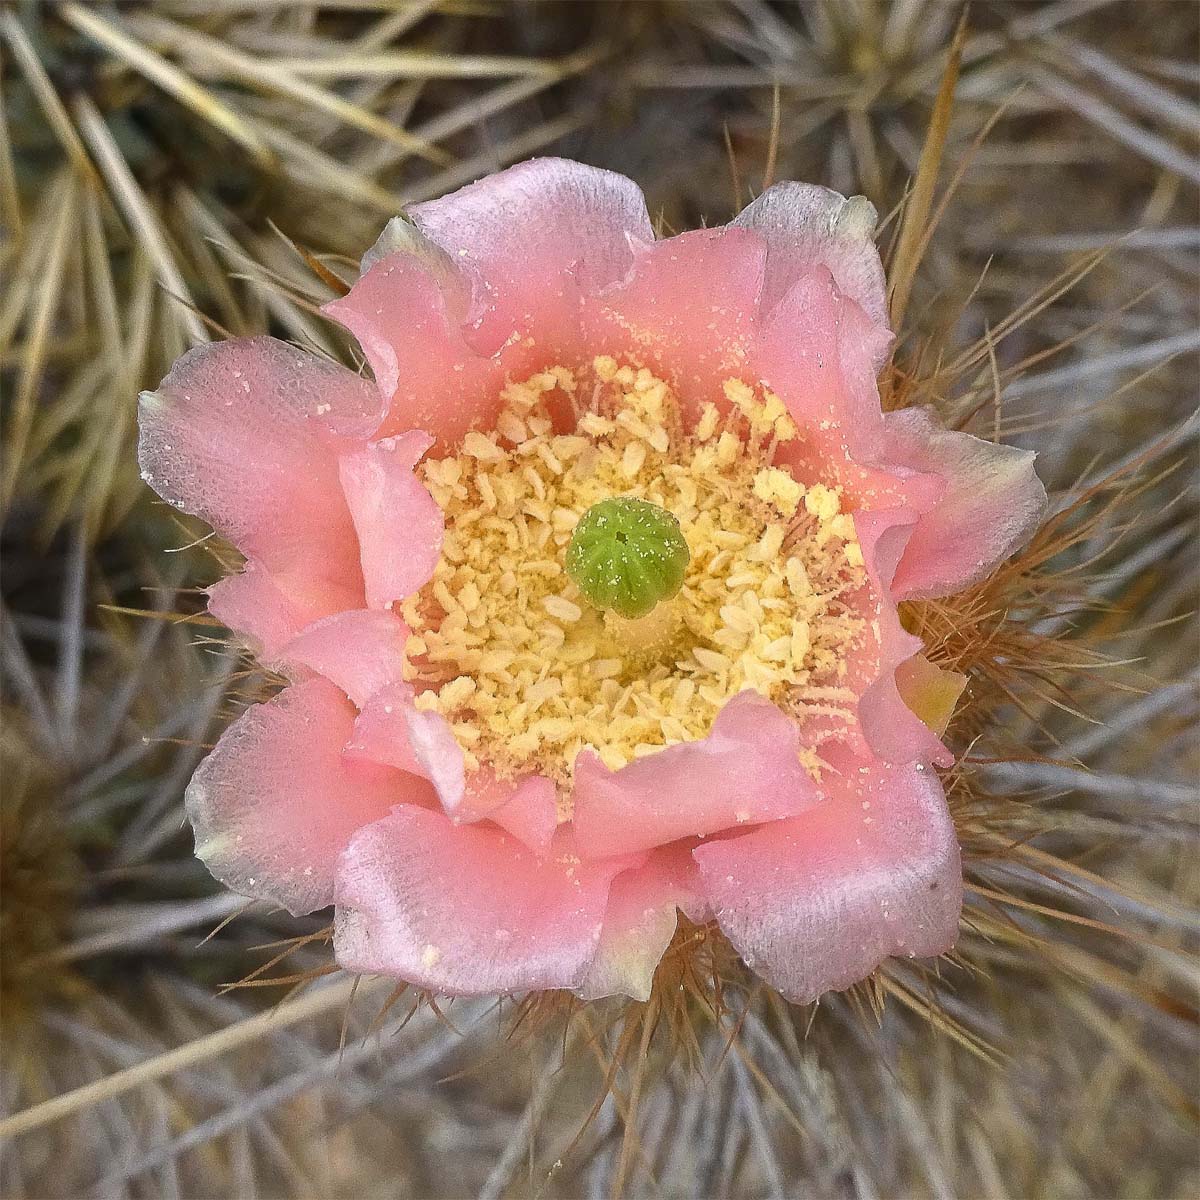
[401,356,868,794]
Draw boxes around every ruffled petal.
[337,431,444,610]
[359,215,469,306]
[403,702,466,812]
[323,255,503,446]
[753,268,891,464]
[138,337,379,578]
[460,770,560,853]
[206,560,362,661]
[349,692,558,849]
[852,508,953,767]
[733,184,888,334]
[882,407,1048,600]
[350,691,561,850]
[347,684,463,808]
[346,683,421,775]
[185,680,400,917]
[572,691,821,858]
[333,810,627,994]
[693,756,962,1004]
[576,844,707,1001]
[279,609,409,707]
[409,157,653,354]
[584,227,768,417]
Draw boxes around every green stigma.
[565,497,690,620]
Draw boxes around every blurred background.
[1,2,1196,1197]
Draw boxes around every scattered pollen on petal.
[401,357,868,805]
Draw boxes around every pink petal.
[572,691,821,859]
[323,255,504,447]
[346,683,422,775]
[337,431,444,610]
[359,215,470,310]
[576,844,707,1001]
[851,508,953,768]
[206,560,362,661]
[693,755,962,1004]
[186,680,400,916]
[333,809,628,994]
[409,157,653,354]
[584,227,767,417]
[753,268,892,463]
[882,407,1047,599]
[279,609,409,707]
[138,338,378,580]
[733,184,888,334]
[350,693,558,850]
[404,703,466,812]
[347,684,464,810]
[461,771,560,854]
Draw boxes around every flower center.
[402,357,868,793]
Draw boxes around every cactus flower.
[139,158,1045,1003]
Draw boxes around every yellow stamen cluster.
[401,357,867,788]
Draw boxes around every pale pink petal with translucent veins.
[358,215,471,307]
[347,683,426,773]
[881,406,1048,600]
[277,608,410,707]
[333,807,635,994]
[137,337,380,577]
[185,680,401,917]
[733,183,889,336]
[576,843,709,1002]
[583,227,768,418]
[408,157,654,355]
[338,431,444,611]
[403,703,466,813]
[750,264,947,523]
[693,754,962,1005]
[571,691,821,860]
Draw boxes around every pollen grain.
[401,357,867,792]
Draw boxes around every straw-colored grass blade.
[886,9,967,335]
[58,2,276,170]
[70,94,208,347]
[127,12,452,168]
